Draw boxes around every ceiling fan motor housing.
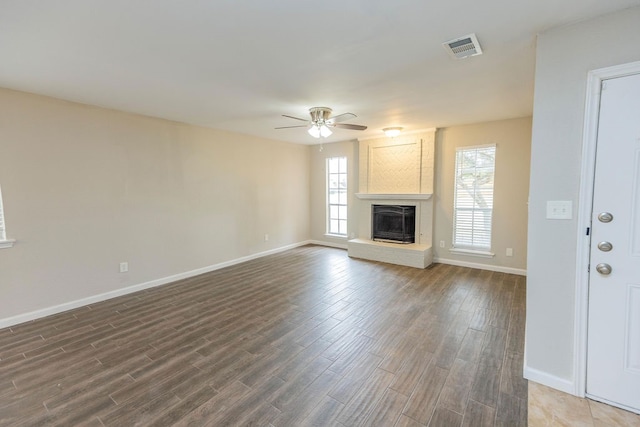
[309,107,332,124]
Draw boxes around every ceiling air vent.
[443,33,483,59]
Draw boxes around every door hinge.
[602,81,608,91]
[586,227,590,236]
[588,264,590,273]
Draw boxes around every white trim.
[455,142,496,151]
[323,233,347,239]
[449,248,495,258]
[433,256,526,276]
[326,156,348,236]
[574,66,602,397]
[309,239,348,250]
[355,193,432,200]
[0,240,313,329]
[574,60,640,398]
[0,239,15,249]
[524,365,575,395]
[0,185,8,242]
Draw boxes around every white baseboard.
[524,365,576,395]
[308,239,348,250]
[433,257,527,276]
[0,241,312,329]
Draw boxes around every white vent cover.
[443,33,483,59]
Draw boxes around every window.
[327,156,347,236]
[0,186,6,241]
[453,145,496,252]
[0,185,14,248]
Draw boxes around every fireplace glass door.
[371,205,415,243]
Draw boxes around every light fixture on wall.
[383,127,403,138]
[308,123,333,138]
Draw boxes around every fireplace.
[371,205,416,244]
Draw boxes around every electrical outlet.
[119,262,128,273]
[264,234,269,242]
[439,240,445,248]
[506,248,513,257]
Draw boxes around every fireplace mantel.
[355,193,432,200]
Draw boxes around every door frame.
[574,60,640,397]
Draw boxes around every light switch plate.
[546,201,572,220]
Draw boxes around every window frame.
[451,144,496,256]
[0,185,15,249]
[326,156,348,237]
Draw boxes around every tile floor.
[528,382,640,426]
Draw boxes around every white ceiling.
[1,0,638,145]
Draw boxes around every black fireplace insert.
[372,205,416,244]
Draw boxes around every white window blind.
[453,145,496,250]
[327,156,347,236]
[0,186,6,241]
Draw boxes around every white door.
[587,72,640,413]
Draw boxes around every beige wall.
[0,88,310,322]
[309,140,358,247]
[433,118,532,272]
[526,6,640,391]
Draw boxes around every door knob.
[596,263,612,275]
[598,212,614,223]
[597,241,613,252]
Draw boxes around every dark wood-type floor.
[0,245,527,426]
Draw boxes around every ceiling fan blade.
[333,123,368,131]
[275,125,309,129]
[282,114,309,122]
[327,112,356,124]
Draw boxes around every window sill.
[324,234,348,239]
[0,239,16,249]
[449,247,495,258]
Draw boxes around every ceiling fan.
[275,107,367,138]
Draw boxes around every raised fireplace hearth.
[372,205,416,244]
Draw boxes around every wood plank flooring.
[0,245,527,426]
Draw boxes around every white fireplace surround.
[358,199,432,246]
[348,197,433,268]
[348,129,436,268]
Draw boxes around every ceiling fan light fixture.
[320,124,332,138]
[308,123,332,138]
[277,107,367,137]
[383,127,403,138]
[308,125,321,138]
